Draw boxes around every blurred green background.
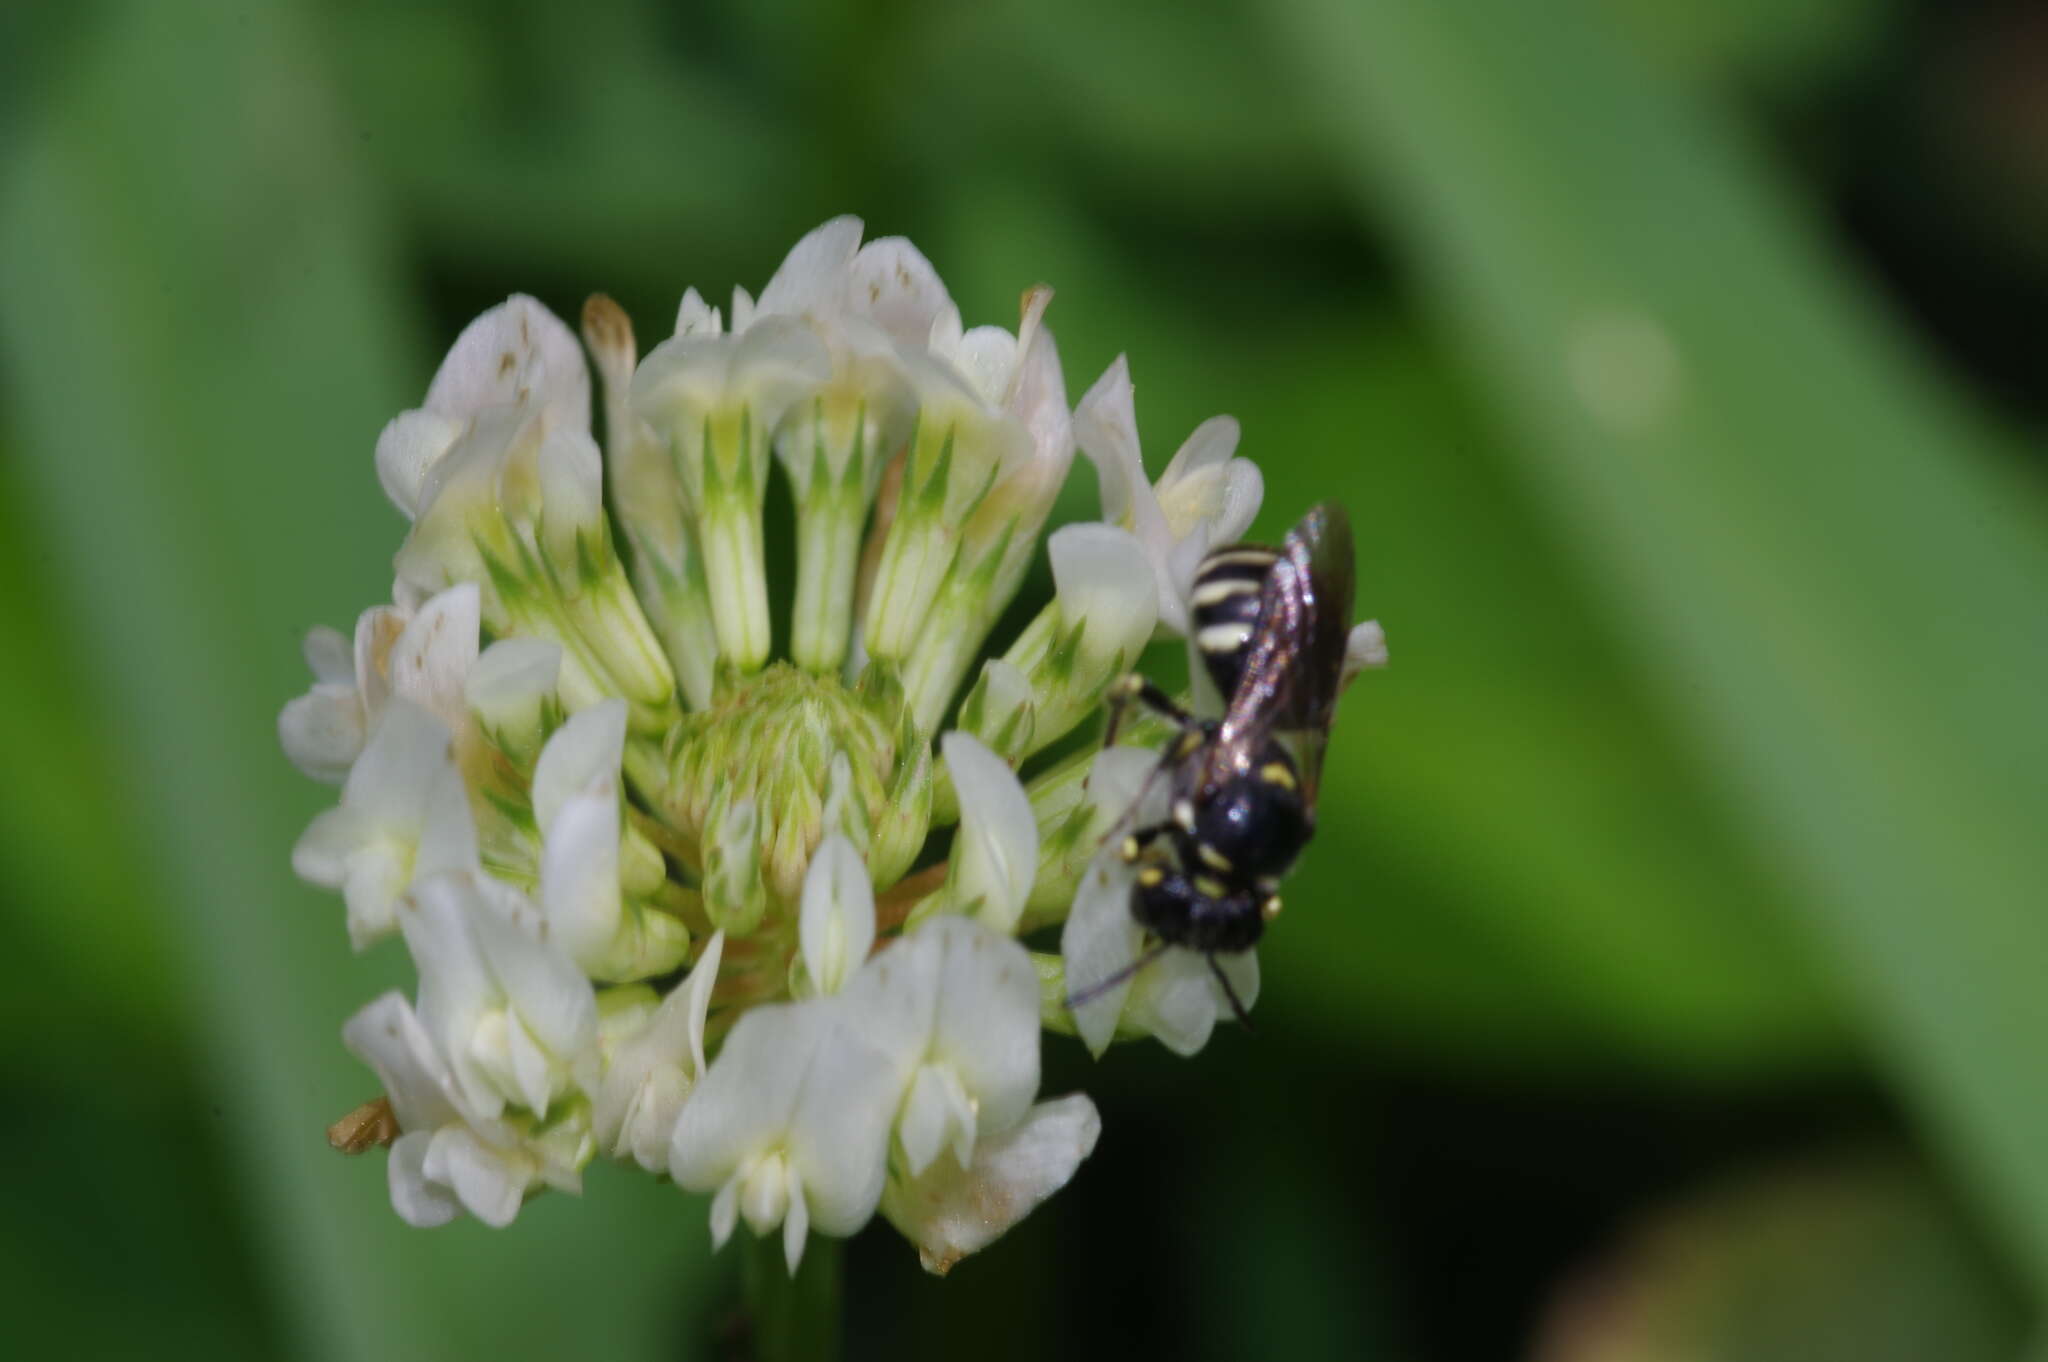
[5,0,2048,1357]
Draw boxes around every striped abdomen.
[1189,545,1277,700]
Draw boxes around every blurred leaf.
[0,2,713,1358]
[1272,0,2048,1292]
[0,438,184,1054]
[1595,0,1897,93]
[1532,1151,2023,1362]
[901,0,1333,220]
[325,0,804,289]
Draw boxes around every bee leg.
[1091,754,1177,850]
[1064,939,1171,1012]
[1103,673,1196,748]
[1207,953,1256,1034]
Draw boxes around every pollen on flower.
[284,215,1362,1274]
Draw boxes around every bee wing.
[1213,503,1354,799]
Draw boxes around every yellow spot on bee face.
[1259,762,1296,791]
[1261,895,1283,921]
[1119,836,1141,862]
[1194,875,1228,899]
[1198,843,1232,871]
[1138,866,1166,889]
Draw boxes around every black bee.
[1071,503,1359,1023]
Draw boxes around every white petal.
[925,917,1040,1137]
[353,604,408,718]
[1003,293,1071,472]
[1128,949,1220,1057]
[756,215,864,319]
[740,1154,790,1236]
[797,834,875,996]
[1087,744,1168,824]
[1047,523,1159,665]
[1073,356,1145,526]
[342,845,411,950]
[531,698,626,832]
[467,890,599,1063]
[340,991,462,1133]
[882,1094,1101,1275]
[466,637,562,711]
[685,931,723,1079]
[400,875,502,1113]
[423,294,591,433]
[375,409,465,519]
[1060,853,1143,1058]
[343,700,454,829]
[538,784,621,970]
[595,932,724,1168]
[941,732,1037,933]
[730,315,832,405]
[535,425,606,563]
[506,1014,554,1116]
[927,301,964,359]
[1161,413,1241,481]
[387,1130,462,1227]
[430,1125,529,1228]
[729,284,756,334]
[303,626,352,684]
[596,1035,671,1167]
[782,1177,811,1274]
[292,805,374,887]
[972,657,1033,733]
[950,326,1018,408]
[709,1173,742,1248]
[897,1063,976,1179]
[842,237,952,348]
[836,923,941,1076]
[669,1001,829,1191]
[675,287,722,338]
[1212,948,1261,1016]
[1209,458,1263,546]
[1343,619,1389,681]
[785,1018,900,1235]
[279,687,366,784]
[412,761,480,882]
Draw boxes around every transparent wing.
[1212,504,1354,798]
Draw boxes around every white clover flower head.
[286,218,1359,1270]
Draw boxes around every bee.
[1071,503,1359,1024]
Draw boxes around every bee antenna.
[1207,953,1256,1034]
[1064,941,1170,1012]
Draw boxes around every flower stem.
[740,1233,842,1362]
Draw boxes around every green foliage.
[1269,0,2048,1293]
